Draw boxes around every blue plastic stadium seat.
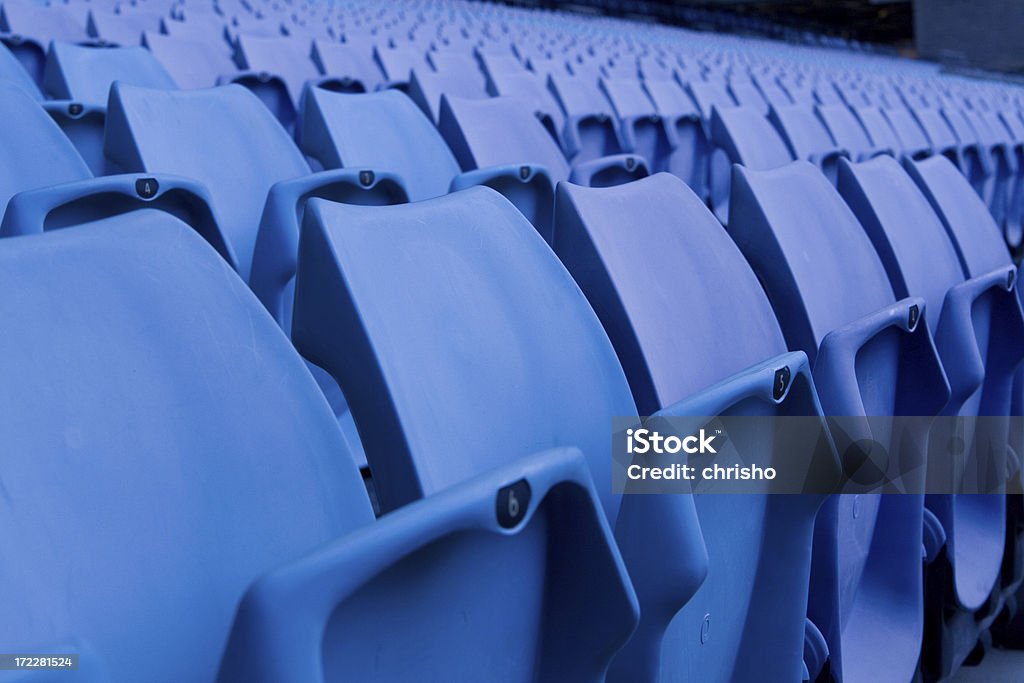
[939,106,992,198]
[852,104,904,159]
[600,77,672,173]
[707,105,794,223]
[484,67,566,142]
[547,72,625,163]
[880,105,933,160]
[437,94,564,242]
[0,36,39,97]
[407,64,488,123]
[553,172,836,683]
[85,8,160,47]
[298,87,458,202]
[0,82,226,259]
[967,109,1020,247]
[642,77,707,197]
[728,77,769,116]
[687,78,736,122]
[42,43,176,106]
[815,103,889,161]
[0,81,89,215]
[37,42,177,173]
[839,154,1024,681]
[232,34,337,129]
[291,187,706,681]
[142,31,236,90]
[768,103,849,183]
[0,0,90,82]
[728,160,949,683]
[311,39,380,92]
[373,44,426,90]
[104,83,406,331]
[0,214,639,682]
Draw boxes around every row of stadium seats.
[2,1,1024,682]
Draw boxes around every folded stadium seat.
[232,34,352,130]
[39,42,177,174]
[905,153,1024,622]
[0,36,39,97]
[477,48,524,79]
[0,82,229,261]
[728,160,950,683]
[880,105,933,160]
[600,77,672,173]
[373,44,425,90]
[686,78,736,122]
[438,94,648,241]
[752,72,793,109]
[641,77,707,198]
[429,49,487,89]
[997,110,1024,253]
[966,108,1020,248]
[160,13,231,47]
[637,54,669,81]
[779,78,816,106]
[223,12,282,42]
[839,154,1024,682]
[768,103,849,183]
[547,72,626,164]
[0,0,91,82]
[939,106,993,198]
[484,67,566,142]
[143,31,237,92]
[815,103,891,161]
[311,38,382,92]
[707,104,794,224]
[290,187,707,682]
[728,77,769,116]
[813,80,843,106]
[104,83,406,330]
[553,173,838,683]
[85,7,160,47]
[406,64,488,123]
[837,83,873,109]
[0,213,641,683]
[852,104,905,158]
[907,104,961,164]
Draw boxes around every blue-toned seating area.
[2,0,1024,681]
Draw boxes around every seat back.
[438,95,570,182]
[143,31,235,89]
[0,212,371,681]
[43,42,178,106]
[881,106,932,159]
[553,172,825,683]
[815,103,877,160]
[299,87,460,202]
[555,172,788,414]
[0,83,91,216]
[292,188,637,520]
[711,105,793,170]
[0,40,42,98]
[837,156,964,334]
[104,82,310,281]
[904,155,1013,277]
[236,34,318,100]
[728,161,895,364]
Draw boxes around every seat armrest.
[1,173,234,267]
[250,168,408,326]
[217,447,639,683]
[569,153,649,187]
[935,265,1024,414]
